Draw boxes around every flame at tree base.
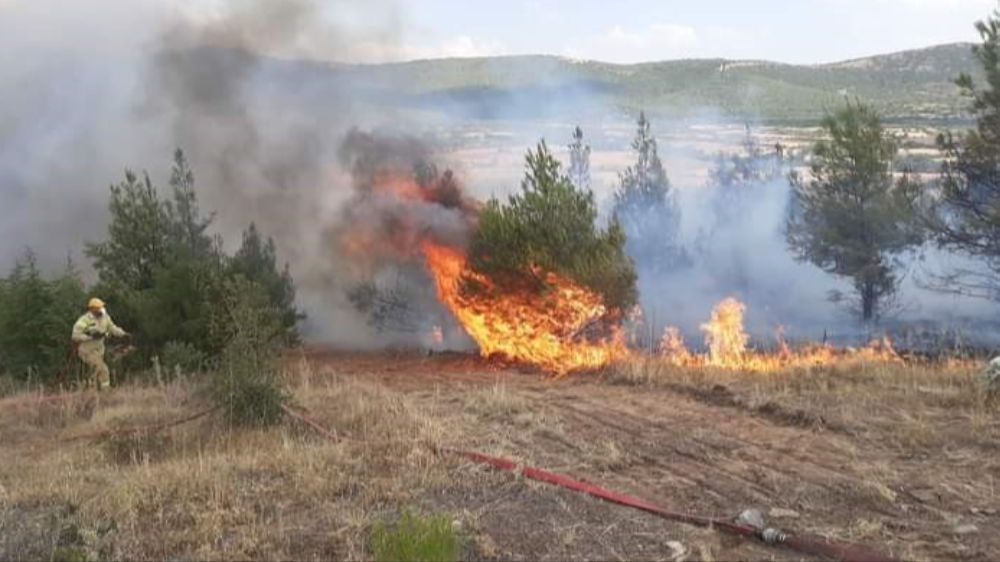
[421,241,626,375]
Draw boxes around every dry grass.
[608,356,999,447]
[5,351,999,561]
[0,364,453,561]
[465,380,530,419]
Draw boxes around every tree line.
[0,149,301,387]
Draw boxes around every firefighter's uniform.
[71,298,127,389]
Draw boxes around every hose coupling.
[760,527,787,545]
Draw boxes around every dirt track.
[310,349,999,561]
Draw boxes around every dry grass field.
[2,351,998,561]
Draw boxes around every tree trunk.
[861,281,877,322]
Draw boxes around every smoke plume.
[2,0,997,352]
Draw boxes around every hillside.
[261,43,980,123]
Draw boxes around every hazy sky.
[0,0,997,64]
[389,0,998,64]
[324,0,998,64]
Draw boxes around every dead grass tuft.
[465,380,529,418]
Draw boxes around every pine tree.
[469,140,637,311]
[229,223,303,344]
[568,126,591,191]
[167,148,216,259]
[0,250,86,382]
[709,124,784,193]
[613,111,685,273]
[86,170,173,292]
[924,10,1000,299]
[786,101,922,322]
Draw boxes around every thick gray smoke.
[327,129,480,348]
[0,0,407,345]
[2,0,996,351]
[629,141,1000,350]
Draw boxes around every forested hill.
[257,42,979,122]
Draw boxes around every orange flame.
[421,241,625,375]
[659,326,695,365]
[660,297,902,371]
[701,297,749,368]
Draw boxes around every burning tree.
[429,139,636,373]
[334,131,631,373]
[468,140,637,312]
[786,101,922,323]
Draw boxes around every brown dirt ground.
[2,349,998,561]
[306,350,1000,561]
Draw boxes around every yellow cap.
[87,298,106,310]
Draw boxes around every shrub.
[371,511,462,562]
[0,251,86,383]
[159,340,207,376]
[210,276,288,427]
[100,431,170,465]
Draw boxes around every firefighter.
[71,298,128,390]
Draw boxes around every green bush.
[159,340,207,375]
[210,277,288,427]
[50,546,89,562]
[468,140,637,312]
[371,512,462,562]
[0,251,86,383]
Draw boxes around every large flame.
[336,162,903,376]
[421,241,625,375]
[660,297,901,371]
[701,297,749,368]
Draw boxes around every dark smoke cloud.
[333,128,479,270]
[325,128,480,348]
[0,0,412,345]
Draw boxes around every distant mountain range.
[255,43,981,123]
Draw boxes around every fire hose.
[60,405,220,442]
[279,407,899,562]
[441,447,898,562]
[59,403,898,562]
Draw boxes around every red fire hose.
[444,447,898,562]
[279,405,899,562]
[53,401,901,562]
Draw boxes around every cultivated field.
[1,351,997,561]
